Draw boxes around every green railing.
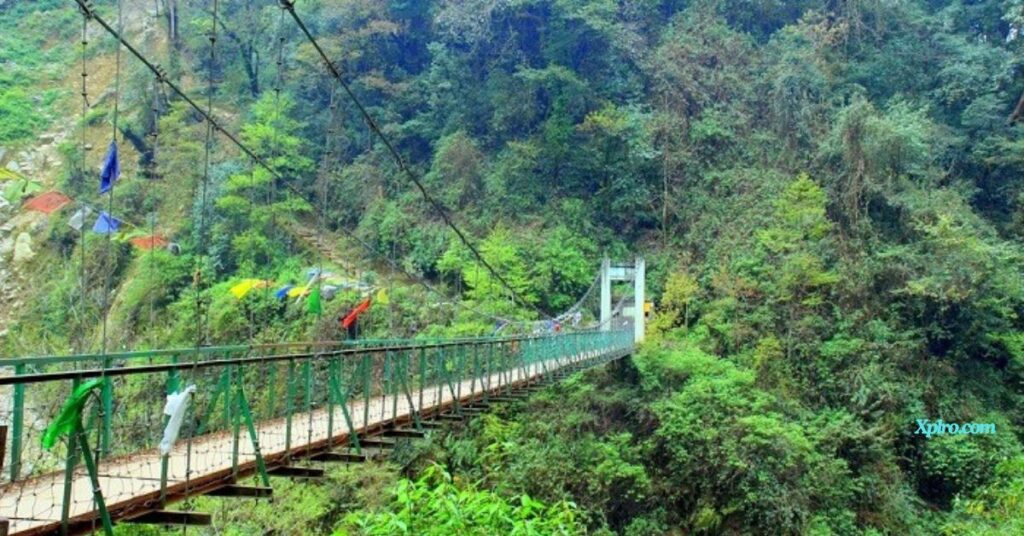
[0,330,633,535]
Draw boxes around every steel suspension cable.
[277,0,552,321]
[75,3,90,357]
[94,0,123,468]
[66,0,535,331]
[184,0,220,528]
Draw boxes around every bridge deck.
[0,350,608,535]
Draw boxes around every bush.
[337,464,584,535]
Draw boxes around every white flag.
[68,207,92,232]
[159,385,197,456]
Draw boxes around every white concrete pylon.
[598,256,646,343]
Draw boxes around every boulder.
[13,232,34,263]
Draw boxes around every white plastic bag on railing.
[159,385,197,455]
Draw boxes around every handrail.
[0,333,559,368]
[0,332,615,385]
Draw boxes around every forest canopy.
[1,0,1024,534]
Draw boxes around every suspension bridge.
[0,1,649,533]
[0,329,635,535]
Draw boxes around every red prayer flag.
[129,235,169,250]
[23,191,72,214]
[341,298,372,329]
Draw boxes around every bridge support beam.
[126,510,212,527]
[311,451,371,463]
[268,466,325,479]
[207,485,273,498]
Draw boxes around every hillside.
[1,0,1024,534]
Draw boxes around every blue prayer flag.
[92,212,122,234]
[274,285,294,300]
[99,141,120,194]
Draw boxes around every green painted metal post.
[236,381,271,487]
[523,339,530,382]
[418,347,426,415]
[390,351,399,422]
[60,377,81,536]
[362,354,371,434]
[470,345,479,403]
[100,359,112,458]
[304,358,314,452]
[195,369,229,437]
[327,358,337,448]
[267,362,278,418]
[10,364,24,481]
[434,349,443,411]
[455,346,463,403]
[285,359,296,454]
[499,341,507,394]
[442,348,460,414]
[231,366,241,477]
[399,351,422,431]
[380,352,389,424]
[329,369,360,453]
[484,343,492,403]
[75,423,114,535]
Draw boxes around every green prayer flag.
[307,285,322,315]
[42,379,104,450]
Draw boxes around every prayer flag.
[287,286,309,298]
[229,279,272,299]
[92,212,122,234]
[159,385,196,455]
[42,379,104,449]
[275,285,294,300]
[23,191,71,214]
[342,297,372,329]
[68,207,92,231]
[99,141,120,194]
[307,286,322,315]
[129,234,169,250]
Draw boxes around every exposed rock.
[13,232,34,263]
[5,160,19,172]
[3,211,44,233]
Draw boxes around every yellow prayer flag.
[230,279,273,299]
[230,280,257,299]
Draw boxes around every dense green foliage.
[3,0,1024,533]
[338,464,583,535]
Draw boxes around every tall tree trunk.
[1009,89,1024,124]
[162,0,178,45]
